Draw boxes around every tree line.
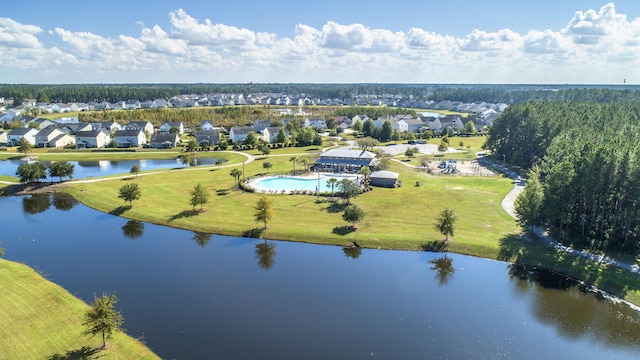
[487,101,640,254]
[5,83,638,106]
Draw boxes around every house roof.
[150,133,179,143]
[230,126,254,135]
[320,149,376,159]
[8,127,37,136]
[162,121,183,127]
[76,130,108,138]
[114,129,143,137]
[35,126,61,137]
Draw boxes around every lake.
[3,194,640,359]
[0,158,224,179]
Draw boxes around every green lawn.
[0,258,159,359]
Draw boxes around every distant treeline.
[2,83,640,105]
[485,102,640,253]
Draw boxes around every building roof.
[320,149,376,159]
[114,129,143,137]
[150,133,179,143]
[370,170,399,179]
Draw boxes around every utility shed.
[369,170,399,188]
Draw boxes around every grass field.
[0,258,159,359]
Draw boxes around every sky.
[1,1,640,84]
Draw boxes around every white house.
[7,127,38,146]
[304,118,327,130]
[35,127,68,147]
[199,120,215,131]
[149,133,180,148]
[114,129,146,148]
[262,126,287,143]
[229,126,255,143]
[76,129,111,148]
[159,121,184,134]
[125,121,154,135]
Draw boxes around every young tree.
[275,128,287,144]
[16,162,47,183]
[190,183,210,211]
[342,204,365,229]
[380,120,393,142]
[186,139,198,152]
[254,195,274,229]
[327,177,338,198]
[514,167,544,233]
[244,131,258,147]
[82,293,124,348]
[355,137,379,150]
[352,119,363,133]
[130,164,140,178]
[289,156,298,174]
[359,166,371,181]
[230,168,242,188]
[299,158,310,172]
[17,137,32,156]
[258,144,271,156]
[338,178,360,204]
[464,120,477,134]
[434,208,457,241]
[118,183,141,207]
[48,161,75,182]
[262,161,273,173]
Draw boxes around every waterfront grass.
[0,258,159,359]
[64,157,519,255]
[0,149,246,162]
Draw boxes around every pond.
[0,158,225,179]
[2,194,640,359]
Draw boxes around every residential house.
[262,126,287,143]
[304,118,327,130]
[29,118,55,129]
[51,103,71,113]
[194,130,221,146]
[35,127,70,148]
[425,117,442,133]
[229,126,255,143]
[253,119,273,132]
[125,121,154,135]
[159,121,184,134]
[439,116,465,133]
[7,127,38,146]
[404,118,424,133]
[199,120,215,131]
[0,131,7,145]
[152,99,167,108]
[124,100,140,110]
[114,129,146,148]
[76,129,111,149]
[149,133,180,149]
[92,121,122,133]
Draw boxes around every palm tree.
[300,158,309,172]
[327,177,338,198]
[289,156,298,175]
[230,168,242,188]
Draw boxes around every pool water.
[253,174,358,192]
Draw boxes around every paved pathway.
[481,155,639,274]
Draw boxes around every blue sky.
[2,1,640,84]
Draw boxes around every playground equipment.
[439,159,459,174]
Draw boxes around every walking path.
[479,155,640,274]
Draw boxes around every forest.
[485,102,640,254]
[2,83,639,105]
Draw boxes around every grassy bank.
[0,258,159,359]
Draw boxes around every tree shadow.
[109,206,130,216]
[332,226,356,235]
[216,189,230,196]
[242,227,264,238]
[48,345,102,360]
[420,240,449,252]
[325,202,348,213]
[168,209,200,222]
[497,234,528,262]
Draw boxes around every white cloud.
[0,17,43,48]
[2,4,640,83]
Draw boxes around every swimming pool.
[252,174,358,193]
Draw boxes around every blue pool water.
[253,174,357,192]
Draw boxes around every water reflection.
[429,254,455,285]
[509,264,640,348]
[121,220,144,239]
[342,245,362,259]
[23,194,51,214]
[52,193,78,211]
[192,232,212,247]
[255,240,276,270]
